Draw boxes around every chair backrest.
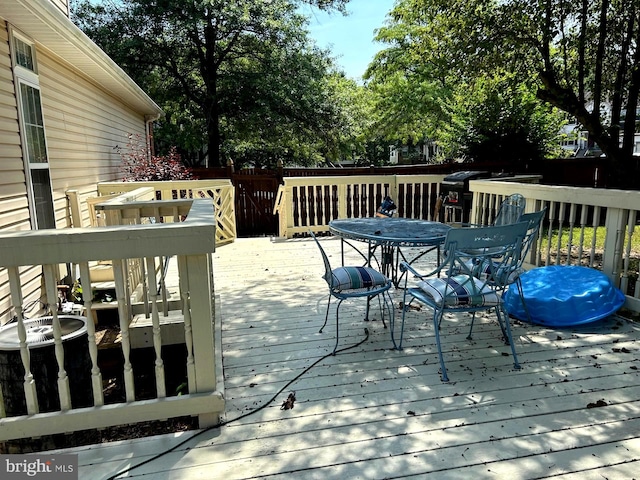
[309,231,333,285]
[494,194,526,226]
[518,208,546,265]
[444,222,529,290]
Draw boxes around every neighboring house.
[390,140,439,164]
[0,0,163,323]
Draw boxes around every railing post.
[338,183,347,219]
[184,252,219,427]
[389,175,398,207]
[602,207,628,285]
[66,189,82,228]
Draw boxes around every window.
[10,29,55,229]
[19,82,48,164]
[13,35,36,72]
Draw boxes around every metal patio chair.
[466,209,546,323]
[493,193,526,226]
[509,208,546,321]
[310,231,394,354]
[397,222,528,381]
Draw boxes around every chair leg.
[394,289,413,349]
[516,278,532,323]
[433,309,449,382]
[319,294,332,333]
[332,299,344,355]
[496,305,521,370]
[384,290,394,342]
[467,313,476,340]
[376,293,388,329]
[364,295,371,321]
[494,307,509,344]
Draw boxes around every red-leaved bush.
[118,133,193,181]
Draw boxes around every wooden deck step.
[129,310,186,349]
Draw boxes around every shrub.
[118,133,193,181]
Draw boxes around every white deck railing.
[274,174,639,313]
[0,199,224,442]
[274,174,448,237]
[96,179,237,246]
[469,180,640,312]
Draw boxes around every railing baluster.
[476,192,486,224]
[338,183,347,218]
[555,202,566,265]
[607,208,627,286]
[620,210,637,294]
[178,255,196,393]
[566,203,577,265]
[145,256,166,398]
[7,267,39,415]
[113,259,136,402]
[141,256,150,317]
[161,256,169,316]
[293,186,301,227]
[546,201,556,265]
[79,262,104,407]
[43,265,72,411]
[589,206,601,267]
[578,203,588,264]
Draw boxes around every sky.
[300,0,396,81]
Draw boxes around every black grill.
[441,170,490,223]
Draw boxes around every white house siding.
[0,20,35,324]
[0,15,155,324]
[0,20,30,233]
[49,0,69,17]
[37,48,148,228]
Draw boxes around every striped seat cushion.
[417,275,501,307]
[328,266,388,291]
[450,259,523,285]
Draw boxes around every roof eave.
[1,0,163,118]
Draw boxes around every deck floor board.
[49,236,638,479]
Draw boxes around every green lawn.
[541,225,640,252]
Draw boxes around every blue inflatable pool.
[504,265,625,327]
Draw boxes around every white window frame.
[10,27,55,230]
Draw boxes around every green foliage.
[71,0,354,169]
[445,76,565,163]
[365,0,570,164]
[369,0,640,185]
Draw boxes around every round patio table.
[329,217,452,286]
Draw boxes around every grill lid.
[0,315,87,350]
[442,170,490,186]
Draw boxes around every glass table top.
[329,217,452,246]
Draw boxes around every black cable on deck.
[106,328,370,480]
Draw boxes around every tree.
[500,0,640,186]
[368,0,640,186]
[445,76,565,163]
[72,0,350,169]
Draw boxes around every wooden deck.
[52,237,639,479]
